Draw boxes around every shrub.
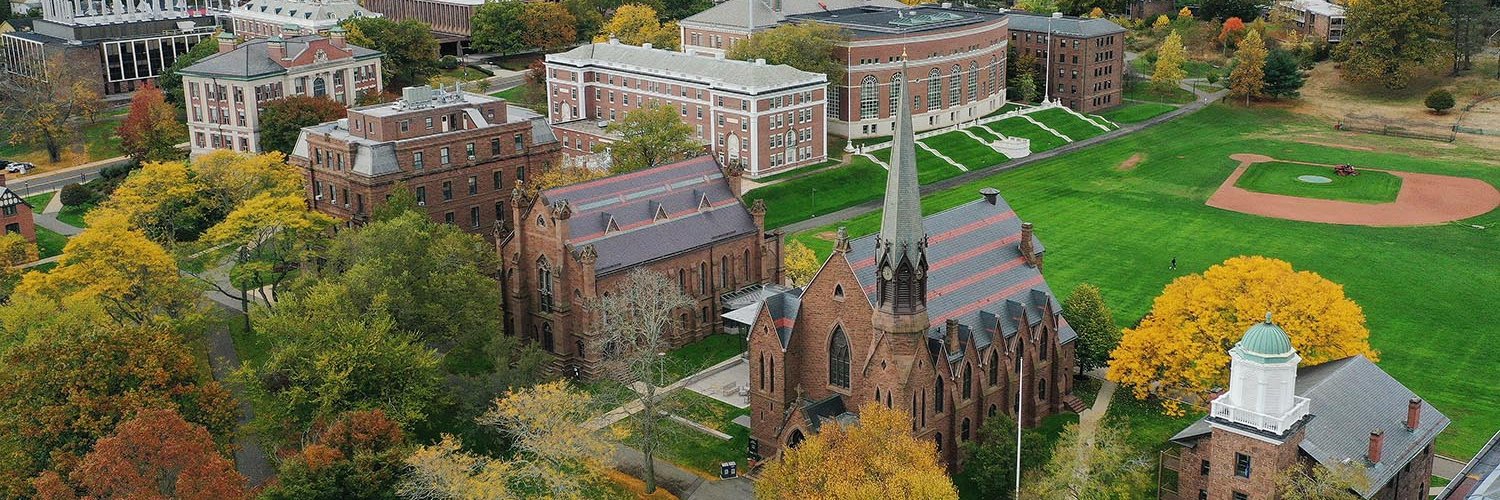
[439,55,460,70]
[1424,89,1455,114]
[59,183,97,207]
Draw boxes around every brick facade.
[0,177,36,244]
[289,87,560,239]
[1008,13,1125,113]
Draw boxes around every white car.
[4,162,33,174]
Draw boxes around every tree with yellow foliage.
[783,239,819,286]
[1152,14,1171,29]
[1178,6,1192,17]
[1020,422,1151,498]
[1107,256,1377,414]
[0,232,38,301]
[397,381,612,499]
[1228,29,1267,105]
[1088,6,1104,18]
[756,403,957,500]
[1152,31,1187,92]
[594,4,679,50]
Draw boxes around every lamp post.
[1044,14,1056,104]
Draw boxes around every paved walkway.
[613,446,754,500]
[193,256,273,486]
[782,83,1230,234]
[33,192,82,236]
[1076,368,1118,437]
[585,355,746,431]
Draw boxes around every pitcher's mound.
[1207,155,1500,226]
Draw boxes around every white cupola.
[1210,313,1311,436]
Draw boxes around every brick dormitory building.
[740,63,1080,467]
[290,84,561,237]
[1007,12,1126,113]
[498,155,784,378]
[1165,317,1448,500]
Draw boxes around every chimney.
[1407,398,1421,430]
[267,35,286,61]
[980,187,999,205]
[945,319,959,349]
[329,26,347,49]
[608,36,619,45]
[1019,222,1036,267]
[1367,429,1384,463]
[216,31,235,54]
[282,22,302,37]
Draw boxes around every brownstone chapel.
[746,60,1080,468]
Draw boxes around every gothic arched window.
[829,327,851,389]
[859,75,878,119]
[967,62,979,101]
[961,418,971,441]
[962,363,973,400]
[1040,328,1049,360]
[721,255,729,288]
[889,73,903,116]
[537,257,554,312]
[759,354,766,390]
[988,350,999,385]
[1038,379,1048,400]
[934,376,945,413]
[788,429,805,448]
[927,68,942,109]
[541,323,554,353]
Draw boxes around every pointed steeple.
[874,53,929,322]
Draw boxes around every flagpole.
[1015,351,1023,497]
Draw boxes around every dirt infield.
[1207,154,1500,226]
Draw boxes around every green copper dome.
[1236,312,1295,362]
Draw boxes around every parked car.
[5,162,33,174]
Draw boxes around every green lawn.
[982,102,1026,118]
[1102,102,1178,124]
[753,158,842,183]
[441,66,491,81]
[56,203,93,228]
[967,126,1001,142]
[744,156,887,229]
[986,117,1068,153]
[1124,85,1198,105]
[617,389,750,478]
[1029,108,1109,142]
[659,334,745,385]
[1234,161,1403,204]
[33,226,67,259]
[490,85,545,113]
[789,104,1500,458]
[22,192,53,209]
[921,131,1008,171]
[1106,394,1206,498]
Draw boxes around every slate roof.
[1171,356,1450,499]
[291,101,550,177]
[680,0,906,31]
[1438,429,1500,500]
[876,57,925,274]
[1006,11,1126,37]
[1279,0,1345,17]
[546,41,827,94]
[543,155,760,277]
[179,34,380,79]
[846,193,1071,357]
[802,395,858,432]
[788,5,1005,38]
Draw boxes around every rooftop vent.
[402,85,434,109]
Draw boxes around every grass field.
[490,85,546,113]
[0,110,136,172]
[659,334,744,385]
[33,226,67,259]
[921,131,1008,171]
[56,203,94,228]
[617,389,750,478]
[789,104,1500,458]
[1029,108,1108,142]
[1103,102,1178,124]
[986,117,1068,152]
[746,157,887,229]
[1234,161,1403,204]
[1124,85,1198,105]
[22,192,53,209]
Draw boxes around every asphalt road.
[6,157,131,196]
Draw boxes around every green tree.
[1445,0,1497,74]
[1020,423,1152,498]
[606,104,700,174]
[521,2,579,51]
[727,22,850,86]
[1,0,12,22]
[1152,31,1187,92]
[1336,0,1448,90]
[1197,0,1263,21]
[1228,28,1267,104]
[1015,72,1039,103]
[1262,48,1307,99]
[161,35,219,105]
[372,183,421,222]
[1012,0,1059,13]
[1063,283,1119,374]
[344,17,440,92]
[563,0,605,43]
[471,0,527,54]
[1276,462,1369,499]
[257,95,347,154]
[960,414,1049,500]
[1425,89,1455,113]
[662,0,713,20]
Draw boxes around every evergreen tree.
[1262,49,1306,99]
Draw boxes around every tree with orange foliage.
[756,403,957,500]
[118,82,186,163]
[1107,256,1377,415]
[32,408,246,500]
[1218,16,1246,49]
[260,410,409,499]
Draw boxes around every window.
[927,68,941,108]
[3,223,17,234]
[961,418,971,441]
[444,211,455,224]
[413,151,424,168]
[1232,493,1248,500]
[466,142,476,160]
[828,327,850,389]
[514,133,525,153]
[1199,490,1208,500]
[1040,329,1049,360]
[425,117,433,129]
[493,171,503,190]
[759,354,766,390]
[442,181,453,201]
[2,206,15,217]
[440,147,450,165]
[889,73,903,115]
[935,377,945,413]
[537,257,554,312]
[698,262,707,293]
[415,187,426,204]
[1235,453,1252,478]
[962,364,972,399]
[400,119,410,132]
[988,351,999,385]
[1038,378,1047,399]
[967,62,979,101]
[468,176,478,195]
[1200,460,1210,476]
[859,76,878,119]
[949,65,961,105]
[470,206,480,228]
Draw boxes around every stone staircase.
[1062,394,1088,414]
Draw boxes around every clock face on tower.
[881,265,893,280]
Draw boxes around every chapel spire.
[873,54,929,326]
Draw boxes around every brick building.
[180,29,383,156]
[289,85,561,237]
[787,5,1012,138]
[1273,0,1345,43]
[1435,428,1500,499]
[677,0,906,58]
[499,155,784,378]
[743,66,1078,467]
[1008,12,1125,113]
[357,0,477,54]
[1127,0,1177,20]
[1166,317,1448,500]
[228,0,381,39]
[0,174,36,243]
[543,40,828,178]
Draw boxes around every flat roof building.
[1274,0,1346,43]
[544,40,828,178]
[228,0,381,39]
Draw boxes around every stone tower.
[871,55,930,337]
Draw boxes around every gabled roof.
[180,34,380,79]
[1172,356,1450,499]
[230,0,380,27]
[845,193,1068,363]
[544,155,759,276]
[802,395,857,432]
[0,187,30,209]
[681,0,907,31]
